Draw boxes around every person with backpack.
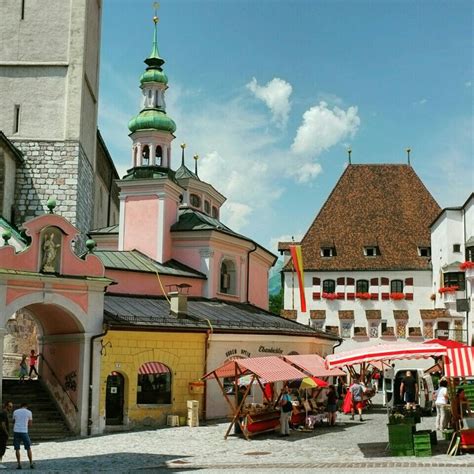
[279,385,293,437]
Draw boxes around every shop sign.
[258,346,283,354]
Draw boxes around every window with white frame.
[220,259,237,295]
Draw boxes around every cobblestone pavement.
[1,403,473,472]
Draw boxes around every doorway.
[106,372,125,425]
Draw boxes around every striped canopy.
[444,347,474,377]
[138,361,170,375]
[203,356,307,383]
[283,354,345,377]
[325,342,447,369]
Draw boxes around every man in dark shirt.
[0,400,13,469]
[400,371,418,408]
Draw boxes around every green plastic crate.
[414,448,432,457]
[413,433,431,445]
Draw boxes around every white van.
[383,367,434,413]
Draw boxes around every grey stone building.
[0,0,118,236]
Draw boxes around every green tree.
[269,288,283,315]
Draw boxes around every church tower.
[118,11,182,263]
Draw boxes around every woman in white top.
[435,379,449,431]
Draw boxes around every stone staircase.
[2,378,73,441]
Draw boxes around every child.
[28,349,39,379]
[19,355,28,382]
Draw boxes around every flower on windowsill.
[322,292,338,300]
[355,292,371,300]
[438,286,459,294]
[390,292,405,300]
[460,261,474,271]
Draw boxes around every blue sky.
[99,0,473,252]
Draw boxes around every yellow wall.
[99,330,206,428]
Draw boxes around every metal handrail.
[41,355,78,413]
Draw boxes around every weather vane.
[153,2,159,24]
[406,147,411,165]
[347,147,352,164]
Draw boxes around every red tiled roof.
[286,164,440,271]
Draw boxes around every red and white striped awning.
[444,348,474,378]
[282,354,345,377]
[326,342,447,369]
[138,362,170,375]
[203,356,307,383]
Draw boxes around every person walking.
[435,379,449,432]
[19,356,28,383]
[279,385,293,437]
[12,402,34,470]
[350,377,365,422]
[400,370,418,408]
[0,401,13,469]
[28,351,40,380]
[326,385,338,426]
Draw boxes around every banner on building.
[289,245,306,313]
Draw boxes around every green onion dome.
[128,109,176,134]
[140,68,168,85]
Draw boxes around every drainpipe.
[462,206,470,345]
[202,329,210,421]
[88,324,109,436]
[107,169,113,227]
[246,243,258,303]
[331,338,343,354]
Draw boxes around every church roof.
[285,164,440,272]
[89,224,119,235]
[0,131,23,163]
[104,294,339,338]
[175,163,200,181]
[93,249,206,279]
[0,216,27,243]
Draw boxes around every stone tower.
[0,0,102,234]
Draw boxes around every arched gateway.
[0,213,111,435]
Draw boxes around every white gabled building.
[431,193,474,345]
[279,164,453,355]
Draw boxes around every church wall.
[248,256,270,310]
[0,145,17,220]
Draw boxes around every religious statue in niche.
[41,228,61,273]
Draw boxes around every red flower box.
[438,286,459,294]
[355,292,371,300]
[322,292,338,300]
[390,292,405,300]
[460,261,474,271]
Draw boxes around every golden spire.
[193,154,199,176]
[153,2,159,24]
[180,143,186,165]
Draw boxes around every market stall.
[443,347,474,454]
[203,356,307,439]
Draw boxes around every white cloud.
[292,101,360,155]
[246,77,292,128]
[292,162,323,183]
[413,98,428,106]
[465,81,472,88]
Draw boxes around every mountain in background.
[268,259,283,295]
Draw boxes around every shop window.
[212,206,219,219]
[322,279,335,294]
[391,280,404,293]
[137,362,171,404]
[204,200,211,215]
[443,272,465,291]
[220,259,236,295]
[190,193,201,208]
[356,279,369,293]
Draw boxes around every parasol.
[299,376,328,390]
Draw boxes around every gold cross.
[153,2,160,23]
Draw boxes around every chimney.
[169,291,188,318]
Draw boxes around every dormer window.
[190,194,201,208]
[320,247,336,258]
[418,247,431,257]
[204,200,211,215]
[364,246,379,257]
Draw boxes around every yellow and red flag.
[289,245,306,313]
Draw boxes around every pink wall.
[171,247,202,271]
[249,258,270,310]
[123,196,159,259]
[162,198,178,262]
[105,269,204,296]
